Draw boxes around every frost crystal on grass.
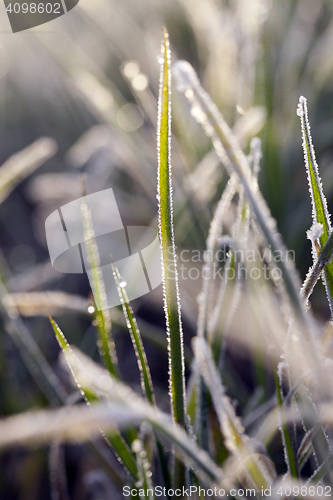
[306,223,324,244]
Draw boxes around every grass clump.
[2,23,333,500]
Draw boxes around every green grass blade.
[111,234,171,491]
[157,31,186,427]
[274,363,298,478]
[297,96,333,313]
[80,186,119,379]
[112,263,155,405]
[52,335,225,487]
[193,337,277,490]
[49,316,138,481]
[157,29,186,488]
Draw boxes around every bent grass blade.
[112,261,171,490]
[172,60,309,336]
[49,322,226,488]
[298,96,333,313]
[49,316,138,481]
[0,138,58,204]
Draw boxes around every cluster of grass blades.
[2,29,333,500]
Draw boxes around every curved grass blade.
[301,229,333,302]
[157,29,186,429]
[297,96,333,313]
[0,138,57,204]
[54,337,226,488]
[172,60,309,336]
[0,398,225,488]
[112,261,171,491]
[49,316,138,481]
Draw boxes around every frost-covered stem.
[157,30,186,488]
[157,30,186,429]
[172,62,309,336]
[297,96,333,315]
[80,184,118,379]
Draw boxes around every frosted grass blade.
[0,398,225,488]
[49,317,138,481]
[112,261,171,489]
[0,138,57,203]
[193,337,277,490]
[172,61,309,335]
[0,274,67,406]
[131,439,154,500]
[157,31,186,427]
[157,30,186,488]
[297,96,333,312]
[53,332,225,487]
[301,230,333,302]
[80,186,119,379]
[3,292,91,318]
[112,262,155,404]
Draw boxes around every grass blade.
[80,186,119,379]
[112,262,155,405]
[172,60,309,335]
[157,29,186,488]
[297,96,333,312]
[193,337,276,491]
[49,316,138,481]
[3,292,91,317]
[0,398,225,488]
[157,29,186,429]
[54,335,225,487]
[0,138,58,204]
[274,362,298,478]
[301,229,333,302]
[112,261,171,490]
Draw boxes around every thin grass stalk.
[193,337,276,490]
[54,340,226,487]
[112,262,155,404]
[172,61,309,336]
[112,261,171,491]
[49,316,138,481]
[274,362,298,478]
[297,96,333,314]
[80,181,119,379]
[157,30,186,488]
